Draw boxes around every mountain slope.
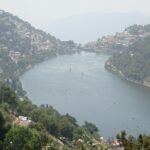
[105,25,150,86]
[0,9,80,56]
[0,10,80,95]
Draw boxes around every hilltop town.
[83,24,150,53]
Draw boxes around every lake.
[20,52,150,137]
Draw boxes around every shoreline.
[105,60,150,88]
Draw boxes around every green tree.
[0,111,5,141]
[82,121,99,134]
[0,83,17,110]
[4,126,48,150]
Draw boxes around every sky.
[0,0,150,43]
[0,0,150,26]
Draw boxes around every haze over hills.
[43,12,150,44]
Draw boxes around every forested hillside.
[106,35,150,86]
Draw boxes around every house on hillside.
[16,116,31,127]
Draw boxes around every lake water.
[20,52,150,137]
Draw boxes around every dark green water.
[20,52,150,137]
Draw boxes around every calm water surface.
[20,52,150,137]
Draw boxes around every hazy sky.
[0,0,150,26]
[1,0,150,43]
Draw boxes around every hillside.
[0,10,80,55]
[0,10,81,95]
[105,25,150,87]
[83,24,150,86]
[83,24,150,54]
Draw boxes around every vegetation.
[0,83,104,149]
[107,35,150,85]
[0,10,81,96]
[125,24,150,35]
[0,10,150,149]
[117,131,150,150]
[3,126,49,150]
[0,11,104,149]
[0,82,150,149]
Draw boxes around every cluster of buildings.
[99,137,124,150]
[73,136,124,149]
[83,29,150,53]
[4,19,56,63]
[9,51,21,63]
[15,115,31,127]
[15,20,55,52]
